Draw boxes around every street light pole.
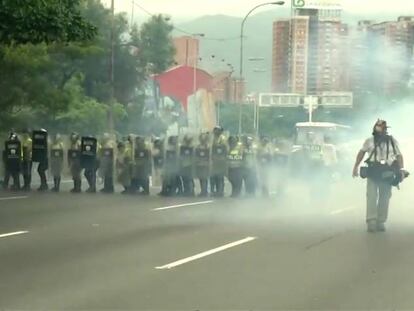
[238,1,285,135]
[190,33,204,133]
[108,0,115,133]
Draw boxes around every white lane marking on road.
[155,237,257,270]
[152,200,214,211]
[0,196,28,201]
[330,207,357,215]
[0,231,29,238]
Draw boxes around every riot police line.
[1,127,291,197]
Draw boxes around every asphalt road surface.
[1,176,414,310]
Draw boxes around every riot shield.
[32,130,48,162]
[67,149,81,164]
[80,136,97,169]
[196,147,209,160]
[5,140,21,172]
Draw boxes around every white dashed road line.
[0,231,29,239]
[152,200,214,211]
[330,207,357,215]
[0,196,28,201]
[155,237,257,269]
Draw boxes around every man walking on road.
[353,120,405,232]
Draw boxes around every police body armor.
[50,147,64,175]
[32,130,48,163]
[243,148,256,169]
[80,136,98,169]
[228,147,243,168]
[68,149,81,165]
[5,140,21,172]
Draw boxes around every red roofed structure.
[154,65,213,111]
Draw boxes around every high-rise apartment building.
[350,17,414,95]
[366,17,414,95]
[272,20,290,92]
[271,2,349,95]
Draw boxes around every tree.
[138,14,176,74]
[0,0,97,44]
[0,1,176,135]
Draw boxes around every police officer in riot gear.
[152,137,165,194]
[133,136,152,195]
[179,134,195,197]
[116,141,133,194]
[227,135,243,198]
[210,126,227,197]
[81,135,99,193]
[241,135,257,196]
[353,119,405,232]
[20,128,33,191]
[32,129,49,191]
[3,133,22,190]
[99,133,116,193]
[163,136,180,196]
[195,132,210,197]
[257,136,273,197]
[68,132,82,193]
[50,133,64,192]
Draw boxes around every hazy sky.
[104,0,414,18]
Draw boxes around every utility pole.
[108,0,115,133]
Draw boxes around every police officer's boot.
[52,177,60,192]
[209,177,216,196]
[3,172,10,190]
[38,174,48,192]
[141,177,150,195]
[101,176,114,194]
[11,174,20,191]
[217,176,225,198]
[107,176,114,193]
[158,179,168,196]
[176,176,183,196]
[22,175,31,192]
[71,178,81,193]
[85,170,96,193]
[199,179,208,197]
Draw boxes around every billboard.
[292,0,341,9]
[258,93,302,107]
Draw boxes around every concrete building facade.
[173,36,200,67]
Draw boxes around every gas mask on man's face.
[373,120,387,137]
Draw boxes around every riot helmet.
[54,133,62,142]
[183,134,193,145]
[213,126,224,137]
[199,132,209,144]
[228,135,238,148]
[70,132,80,142]
[260,136,270,146]
[135,135,146,148]
[168,135,178,146]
